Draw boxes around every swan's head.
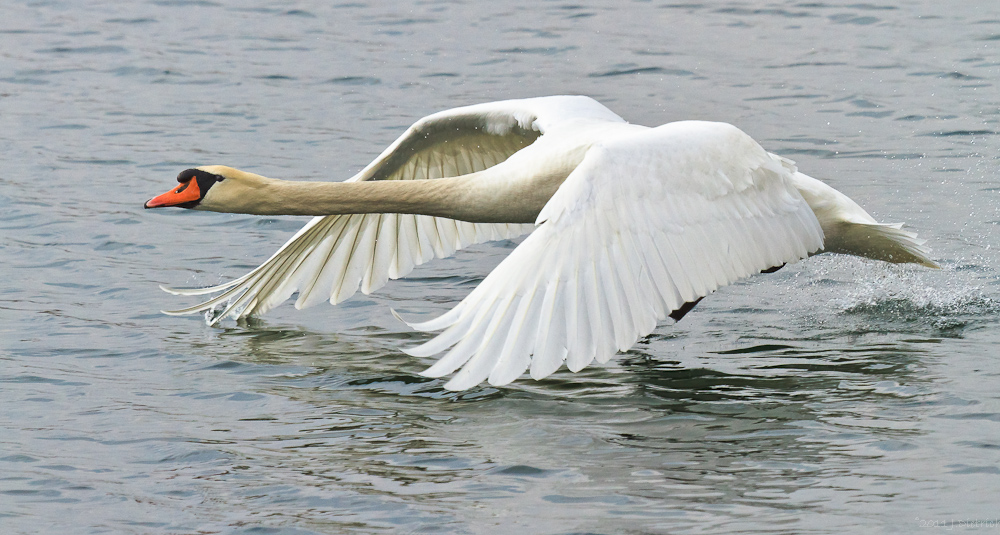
[144,165,266,212]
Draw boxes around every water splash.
[831,264,998,331]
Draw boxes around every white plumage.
[147,96,936,390]
[402,121,826,389]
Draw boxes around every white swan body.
[146,95,936,390]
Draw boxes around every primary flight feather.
[145,95,936,390]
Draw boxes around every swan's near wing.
[160,96,624,322]
[403,121,826,390]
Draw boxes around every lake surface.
[2,0,1000,533]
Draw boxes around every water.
[2,0,999,533]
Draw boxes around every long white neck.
[202,164,573,224]
[199,122,626,223]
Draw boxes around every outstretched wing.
[162,96,624,322]
[402,121,826,390]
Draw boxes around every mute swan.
[145,95,937,390]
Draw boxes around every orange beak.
[144,179,202,209]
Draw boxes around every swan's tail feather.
[827,221,939,268]
[789,171,938,268]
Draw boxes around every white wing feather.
[161,213,534,323]
[403,121,826,390]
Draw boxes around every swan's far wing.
[161,213,534,322]
[160,97,621,322]
[402,121,825,390]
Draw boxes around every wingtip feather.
[389,307,408,326]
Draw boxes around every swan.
[145,95,937,390]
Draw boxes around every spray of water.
[831,262,998,330]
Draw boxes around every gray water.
[2,0,999,533]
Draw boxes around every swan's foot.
[668,297,704,322]
[760,263,785,274]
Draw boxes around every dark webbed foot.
[668,297,703,322]
[667,264,785,322]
